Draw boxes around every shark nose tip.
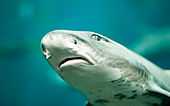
[41,43,52,59]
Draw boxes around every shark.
[41,30,170,106]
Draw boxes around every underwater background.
[0,0,170,106]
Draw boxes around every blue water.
[0,0,170,106]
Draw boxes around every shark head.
[41,30,170,105]
[41,30,123,94]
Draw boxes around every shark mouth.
[58,56,93,68]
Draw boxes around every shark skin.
[41,30,170,106]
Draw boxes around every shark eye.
[73,39,78,44]
[91,34,109,42]
[91,34,102,41]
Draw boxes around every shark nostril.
[41,44,52,59]
[41,44,46,52]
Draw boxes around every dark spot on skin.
[127,94,137,99]
[114,93,127,100]
[110,78,124,83]
[95,99,110,104]
[111,80,115,83]
[111,79,121,83]
[132,90,137,93]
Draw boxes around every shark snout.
[41,37,52,59]
[41,30,85,52]
[40,30,83,65]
